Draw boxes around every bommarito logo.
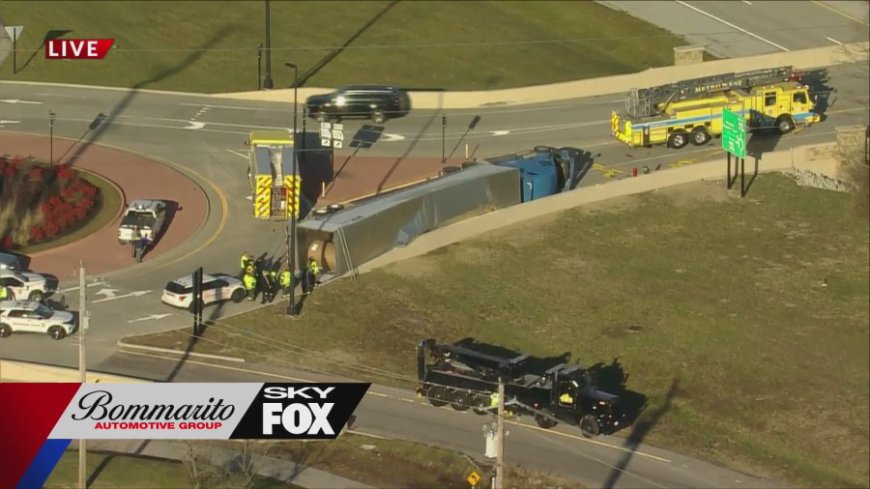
[230,383,370,440]
[72,390,235,431]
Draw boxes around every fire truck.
[611,66,821,149]
[247,130,301,220]
[416,338,626,437]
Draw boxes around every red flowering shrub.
[0,158,102,246]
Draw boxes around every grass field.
[45,450,298,488]
[0,1,689,92]
[18,170,122,254]
[129,174,870,488]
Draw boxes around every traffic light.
[285,175,302,219]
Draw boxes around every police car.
[161,273,247,313]
[0,270,57,302]
[0,300,77,340]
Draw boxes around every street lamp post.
[263,0,274,90]
[257,43,263,90]
[285,62,299,316]
[49,110,56,165]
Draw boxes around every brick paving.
[0,133,208,279]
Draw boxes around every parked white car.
[162,273,247,313]
[0,300,77,340]
[0,252,24,271]
[0,270,56,302]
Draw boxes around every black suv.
[305,85,411,124]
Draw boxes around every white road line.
[227,149,248,160]
[179,102,289,112]
[741,0,752,5]
[59,281,107,293]
[675,0,790,52]
[824,36,843,46]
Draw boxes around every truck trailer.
[611,66,821,149]
[416,338,625,437]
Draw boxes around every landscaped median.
[127,174,870,489]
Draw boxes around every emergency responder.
[243,271,257,301]
[260,265,276,304]
[0,285,9,301]
[240,252,252,277]
[279,268,292,297]
[303,257,320,295]
[559,391,574,405]
[489,391,499,409]
[131,232,146,262]
[268,268,279,301]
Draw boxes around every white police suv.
[161,273,247,313]
[0,300,77,340]
[0,270,56,302]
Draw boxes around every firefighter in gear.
[240,252,252,277]
[279,268,292,297]
[243,272,257,301]
[303,257,320,295]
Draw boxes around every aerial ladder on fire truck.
[612,66,820,149]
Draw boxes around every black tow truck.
[416,338,626,437]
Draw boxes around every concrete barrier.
[358,142,840,272]
[215,42,868,109]
[0,359,151,383]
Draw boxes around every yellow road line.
[120,349,671,463]
[811,0,869,25]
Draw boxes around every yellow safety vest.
[280,271,291,286]
[489,392,499,408]
[0,286,8,300]
[559,393,574,404]
[243,275,256,289]
[308,261,320,275]
[240,255,249,269]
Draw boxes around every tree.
[176,441,222,489]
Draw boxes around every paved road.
[0,61,867,487]
[598,0,869,58]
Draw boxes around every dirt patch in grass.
[128,174,869,488]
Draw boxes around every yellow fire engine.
[247,130,301,220]
[611,67,821,149]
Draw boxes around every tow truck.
[416,338,625,437]
[611,66,821,149]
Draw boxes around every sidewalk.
[0,133,209,279]
[76,440,372,489]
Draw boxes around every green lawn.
[45,450,298,488]
[1,0,689,92]
[128,174,870,488]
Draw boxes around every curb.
[117,341,247,363]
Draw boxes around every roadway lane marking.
[811,0,870,26]
[59,281,107,293]
[674,0,790,52]
[824,36,844,46]
[118,348,671,463]
[191,106,210,121]
[92,289,151,304]
[227,149,248,160]
[0,98,43,105]
[491,130,510,136]
[127,313,173,324]
[741,0,752,4]
[179,102,290,112]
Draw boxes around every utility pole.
[285,62,299,316]
[49,110,56,165]
[262,0,274,90]
[495,377,505,489]
[77,261,87,489]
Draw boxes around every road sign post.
[722,109,747,196]
[320,121,343,174]
[4,26,24,74]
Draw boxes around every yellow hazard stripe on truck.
[255,176,272,218]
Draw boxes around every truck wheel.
[0,323,11,338]
[371,111,386,124]
[28,290,45,302]
[48,326,66,340]
[535,414,558,429]
[691,127,711,146]
[426,386,451,408]
[776,115,794,134]
[231,289,246,303]
[580,414,601,438]
[450,391,472,411]
[668,131,689,149]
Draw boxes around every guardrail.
[215,42,869,109]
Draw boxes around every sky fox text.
[71,390,235,421]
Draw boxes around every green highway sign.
[722,109,746,159]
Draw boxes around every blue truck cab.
[488,147,580,203]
